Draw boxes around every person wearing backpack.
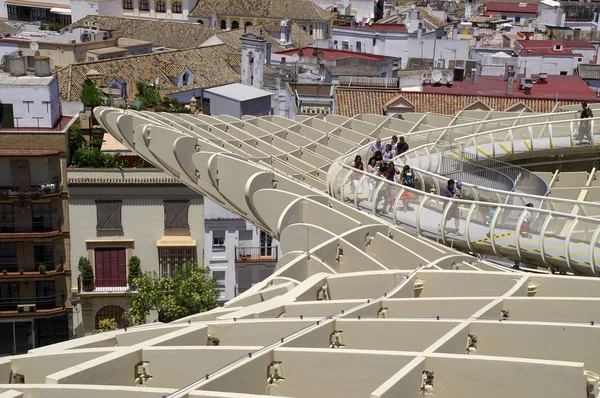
[398,165,416,212]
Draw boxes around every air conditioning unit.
[17,304,36,313]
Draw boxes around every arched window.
[245,21,252,27]
[156,0,166,12]
[139,0,149,11]
[220,19,227,29]
[95,305,125,330]
[197,19,204,24]
[123,0,133,9]
[231,20,240,29]
[172,1,182,13]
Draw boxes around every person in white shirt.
[520,203,535,239]
[382,144,394,161]
[370,138,383,156]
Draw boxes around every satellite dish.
[410,3,416,9]
[432,69,442,83]
[30,41,39,52]
[421,71,428,81]
[291,53,300,63]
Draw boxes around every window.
[164,200,190,230]
[212,270,226,298]
[182,72,190,86]
[23,101,33,112]
[156,0,166,12]
[0,282,19,311]
[231,20,239,29]
[239,229,252,241]
[158,247,197,277]
[36,281,55,309]
[356,41,362,52]
[123,0,133,9]
[0,243,17,271]
[342,41,349,50]
[578,58,583,62]
[96,200,122,231]
[260,230,273,256]
[34,243,54,270]
[373,37,376,47]
[94,248,126,286]
[0,204,14,233]
[172,1,182,13]
[245,21,252,27]
[560,71,568,75]
[139,0,149,11]
[212,230,225,248]
[220,19,226,29]
[95,305,126,329]
[31,203,52,232]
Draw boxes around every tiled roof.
[214,23,314,52]
[578,64,600,80]
[337,23,407,32]
[56,45,241,101]
[516,39,596,49]
[334,88,583,116]
[189,0,332,21]
[415,7,447,28]
[327,64,381,76]
[69,16,220,49]
[0,149,59,156]
[276,47,390,61]
[67,175,181,185]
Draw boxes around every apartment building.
[0,69,74,355]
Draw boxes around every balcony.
[0,220,61,238]
[234,246,278,263]
[0,181,61,199]
[77,276,131,294]
[0,261,64,275]
[0,292,65,315]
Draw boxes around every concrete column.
[253,51,264,88]
[240,17,244,27]
[226,16,231,30]
[253,18,257,25]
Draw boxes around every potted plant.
[78,257,94,291]
[2,269,7,275]
[127,256,142,291]
[56,263,63,272]
[19,269,24,275]
[38,264,46,274]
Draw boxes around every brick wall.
[0,133,67,152]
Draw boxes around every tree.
[68,119,85,156]
[80,79,103,110]
[135,82,161,110]
[129,263,219,325]
[127,256,142,287]
[78,257,94,291]
[94,318,118,334]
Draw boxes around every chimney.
[524,81,533,95]
[506,76,514,95]
[470,68,477,84]
[538,72,548,84]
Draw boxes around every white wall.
[0,77,60,128]
[518,55,577,75]
[71,0,122,23]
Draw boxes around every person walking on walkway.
[395,136,409,156]
[441,179,462,235]
[399,165,416,212]
[575,102,593,143]
[520,203,535,239]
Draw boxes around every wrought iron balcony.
[0,220,60,236]
[234,246,278,263]
[77,276,131,294]
[0,292,65,313]
[0,181,61,199]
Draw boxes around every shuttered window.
[94,248,127,286]
[158,247,197,278]
[96,200,123,231]
[164,200,190,230]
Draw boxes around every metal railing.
[77,276,130,293]
[234,246,278,263]
[0,261,60,273]
[437,151,516,192]
[0,292,65,312]
[0,181,61,197]
[0,220,58,234]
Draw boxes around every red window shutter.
[109,250,118,281]
[117,249,126,286]
[95,249,105,280]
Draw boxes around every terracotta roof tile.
[56,45,241,101]
[190,0,332,21]
[215,23,314,52]
[69,16,220,49]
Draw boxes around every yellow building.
[189,0,333,40]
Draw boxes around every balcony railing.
[0,220,59,234]
[0,261,59,273]
[0,181,61,199]
[0,292,65,312]
[234,246,278,263]
[77,276,130,293]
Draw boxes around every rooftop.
[116,37,152,47]
[56,45,241,101]
[205,83,273,101]
[516,39,596,49]
[578,63,600,80]
[484,2,539,14]
[69,16,220,49]
[275,47,390,61]
[0,73,55,86]
[210,23,314,52]
[189,0,332,20]
[86,46,129,55]
[336,23,407,32]
[0,115,74,132]
[1,26,113,44]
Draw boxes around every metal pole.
[12,322,16,354]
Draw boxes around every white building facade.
[70,0,199,23]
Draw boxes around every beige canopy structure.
[2,107,600,398]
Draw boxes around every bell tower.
[240,32,266,89]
